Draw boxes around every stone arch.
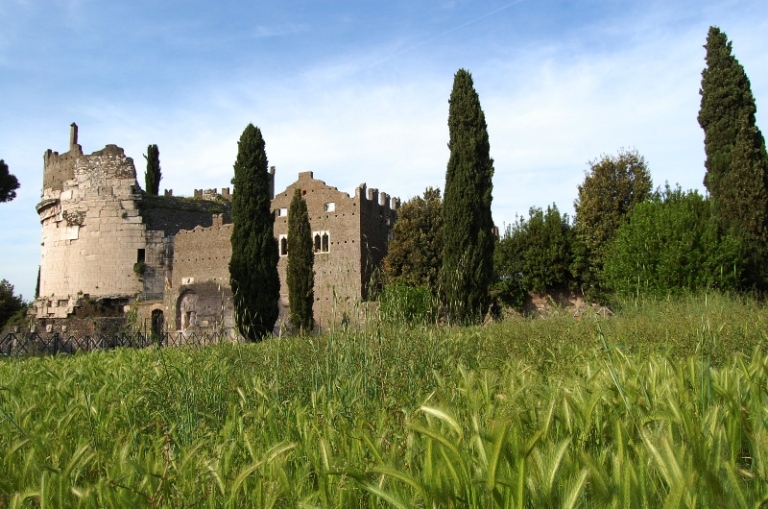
[177,290,199,331]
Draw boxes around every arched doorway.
[177,291,198,331]
[151,309,164,337]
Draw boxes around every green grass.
[1,292,767,507]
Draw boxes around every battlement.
[354,182,400,210]
[193,187,232,201]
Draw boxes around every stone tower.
[35,124,148,318]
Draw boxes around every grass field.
[1,293,767,507]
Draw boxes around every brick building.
[33,125,398,337]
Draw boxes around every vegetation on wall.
[383,187,443,290]
[143,144,162,196]
[230,124,280,341]
[287,188,314,334]
[441,69,495,324]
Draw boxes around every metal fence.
[0,331,244,357]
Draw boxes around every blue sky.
[1,0,767,301]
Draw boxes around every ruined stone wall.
[35,125,227,321]
[37,144,149,318]
[165,214,234,335]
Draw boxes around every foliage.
[229,124,280,341]
[495,204,574,294]
[572,149,652,296]
[603,186,744,296]
[0,159,19,203]
[143,144,162,196]
[0,279,24,330]
[698,26,768,290]
[441,69,495,324]
[383,187,443,290]
[286,188,314,334]
[1,294,768,506]
[132,261,146,278]
[378,282,440,326]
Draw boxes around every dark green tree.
[287,188,314,334]
[603,185,743,297]
[143,145,162,196]
[383,187,443,290]
[229,124,280,341]
[0,159,20,203]
[495,204,574,294]
[571,149,652,296]
[441,69,495,324]
[698,27,768,288]
[0,279,24,330]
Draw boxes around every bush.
[603,185,744,296]
[378,283,440,326]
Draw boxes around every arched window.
[314,234,321,253]
[322,233,329,252]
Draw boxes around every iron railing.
[0,331,244,357]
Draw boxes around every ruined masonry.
[34,124,398,337]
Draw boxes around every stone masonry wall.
[37,144,149,318]
[272,172,364,328]
[165,214,234,335]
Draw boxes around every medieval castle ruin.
[33,124,399,337]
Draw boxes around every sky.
[1,0,767,301]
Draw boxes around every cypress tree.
[441,69,495,324]
[287,188,314,334]
[143,145,161,196]
[229,124,280,341]
[698,26,768,288]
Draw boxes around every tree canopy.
[603,186,743,296]
[0,160,19,203]
[383,187,443,290]
[496,204,574,295]
[572,149,652,295]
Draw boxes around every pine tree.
[441,69,495,324]
[698,26,768,288]
[229,124,280,341]
[143,145,161,196]
[0,159,19,203]
[287,188,314,334]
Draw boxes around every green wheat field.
[2,293,768,507]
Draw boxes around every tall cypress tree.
[441,69,495,324]
[287,188,314,334]
[143,145,161,196]
[698,26,768,288]
[230,124,280,341]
